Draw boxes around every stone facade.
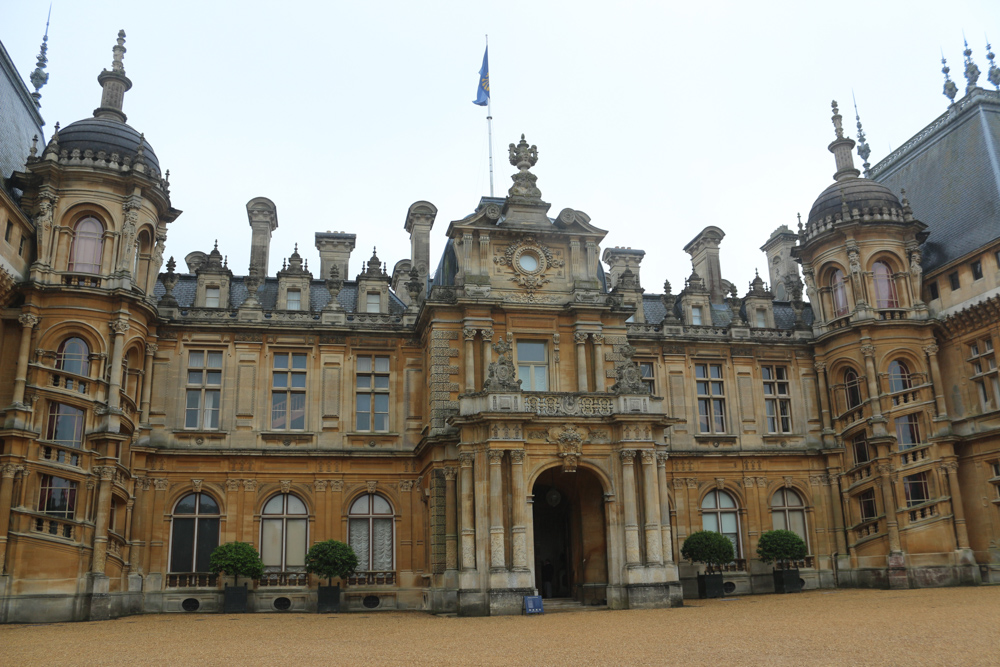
[0,34,998,623]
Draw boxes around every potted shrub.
[209,541,264,613]
[305,539,359,613]
[681,530,735,599]
[757,529,807,594]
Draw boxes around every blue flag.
[473,47,489,106]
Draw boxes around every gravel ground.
[2,587,998,666]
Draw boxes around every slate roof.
[640,294,812,329]
[0,40,45,194]
[871,90,1000,272]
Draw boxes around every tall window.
[639,362,655,395]
[272,352,307,430]
[56,337,89,376]
[695,363,726,433]
[205,286,221,308]
[903,472,930,507]
[46,403,85,448]
[185,350,222,429]
[701,489,740,557]
[691,306,704,325]
[69,217,104,274]
[349,494,394,571]
[771,488,807,546]
[971,260,983,281]
[873,261,899,308]
[755,309,767,328]
[948,272,960,290]
[286,289,301,311]
[356,355,389,431]
[830,269,849,317]
[887,360,912,393]
[365,292,380,313]
[970,339,1000,412]
[38,475,77,518]
[844,369,863,410]
[762,365,791,433]
[169,493,221,573]
[516,341,548,391]
[895,414,921,449]
[3,221,11,243]
[858,488,878,521]
[261,494,308,572]
[852,433,871,465]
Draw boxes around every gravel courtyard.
[2,587,998,666]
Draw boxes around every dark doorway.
[531,466,608,604]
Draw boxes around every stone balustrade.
[166,573,218,588]
[258,572,308,587]
[459,391,658,418]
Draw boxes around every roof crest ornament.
[93,29,132,123]
[111,29,127,74]
[506,134,542,203]
[941,52,958,105]
[986,38,1000,90]
[963,37,981,94]
[830,100,844,139]
[29,4,52,109]
[853,93,872,178]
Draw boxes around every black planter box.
[223,583,248,613]
[317,584,341,613]
[697,572,725,599]
[773,568,803,594]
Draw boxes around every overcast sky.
[3,1,997,296]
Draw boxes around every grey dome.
[56,117,159,172]
[808,178,900,225]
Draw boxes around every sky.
[3,0,998,297]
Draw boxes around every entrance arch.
[531,465,608,605]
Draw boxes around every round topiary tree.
[209,541,264,585]
[305,539,359,586]
[756,530,807,569]
[681,530,735,573]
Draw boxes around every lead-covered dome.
[807,178,900,225]
[56,117,159,172]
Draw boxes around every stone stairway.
[538,597,607,613]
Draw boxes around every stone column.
[478,234,490,276]
[149,478,169,575]
[129,477,150,574]
[480,329,494,373]
[459,232,473,279]
[861,344,883,419]
[459,452,476,570]
[139,343,157,423]
[0,464,20,570]
[224,479,241,543]
[574,332,589,392]
[655,453,673,563]
[488,449,505,569]
[814,362,833,432]
[11,314,39,406]
[91,465,116,573]
[570,239,582,281]
[463,328,477,392]
[826,469,848,554]
[876,463,901,552]
[509,450,528,569]
[639,450,663,564]
[592,333,606,392]
[620,450,641,565]
[923,344,948,419]
[107,320,130,410]
[398,480,415,572]
[941,461,970,549]
[585,241,598,278]
[444,467,458,571]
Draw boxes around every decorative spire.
[93,29,133,123]
[963,38,981,93]
[987,38,1000,90]
[941,53,959,104]
[853,94,872,177]
[29,5,51,109]
[828,101,860,182]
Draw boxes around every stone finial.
[159,257,179,307]
[828,101,859,181]
[483,338,522,392]
[853,95,872,177]
[941,54,959,104]
[111,29,127,73]
[94,29,133,122]
[324,264,343,310]
[29,7,51,107]
[988,40,1000,89]
[963,38,981,93]
[507,134,542,202]
[830,100,844,139]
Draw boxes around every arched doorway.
[532,466,608,605]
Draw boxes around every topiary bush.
[756,530,808,569]
[305,540,359,586]
[209,541,264,585]
[681,530,735,573]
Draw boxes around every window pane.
[261,519,283,567]
[702,513,719,532]
[188,370,203,384]
[517,341,545,362]
[199,494,219,513]
[720,512,738,534]
[271,393,287,430]
[194,518,219,572]
[207,352,223,368]
[350,496,370,514]
[273,372,288,388]
[290,372,306,389]
[374,414,388,431]
[372,494,392,514]
[170,518,195,571]
[357,394,371,413]
[285,519,307,568]
[356,412,371,431]
[773,511,788,531]
[274,354,289,370]
[206,371,222,385]
[374,394,389,412]
[701,492,717,509]
[518,365,531,387]
[174,493,198,514]
[357,375,372,389]
[263,495,284,514]
[372,518,393,570]
[788,511,807,540]
[374,357,390,373]
[534,368,548,391]
[189,352,204,368]
[350,519,370,569]
[286,495,307,514]
[292,354,307,369]
[718,491,736,508]
[289,394,305,429]
[357,356,372,373]
[771,489,785,508]
[374,375,389,390]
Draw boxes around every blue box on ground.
[524,595,544,614]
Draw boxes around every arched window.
[845,369,863,410]
[69,217,104,274]
[261,493,308,572]
[873,261,899,309]
[830,269,849,318]
[701,489,741,557]
[349,493,394,571]
[771,488,808,548]
[888,360,912,393]
[56,337,89,376]
[169,492,220,573]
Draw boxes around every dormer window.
[691,306,703,325]
[831,269,849,317]
[366,292,380,313]
[287,289,302,311]
[205,286,221,308]
[873,261,899,308]
[755,309,766,328]
[70,217,104,274]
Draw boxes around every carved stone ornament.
[330,480,344,492]
[191,479,203,492]
[145,343,158,356]
[399,479,415,492]
[314,480,328,492]
[923,344,939,356]
[861,343,876,358]
[443,467,458,481]
[109,320,130,335]
[463,327,477,341]
[154,478,169,491]
[557,425,583,472]
[243,479,258,492]
[619,449,636,463]
[225,479,241,492]
[483,338,522,392]
[280,480,292,493]
[507,134,542,202]
[656,452,669,467]
[509,449,525,465]
[18,313,39,328]
[459,452,474,467]
[487,449,505,465]
[480,328,494,342]
[493,235,564,301]
[640,450,655,465]
[611,344,648,395]
[366,480,378,494]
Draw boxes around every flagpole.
[486,35,494,197]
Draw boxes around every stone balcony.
[459,391,662,419]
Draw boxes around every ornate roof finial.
[828,101,859,182]
[963,37,981,93]
[853,93,872,177]
[29,135,38,158]
[507,134,542,202]
[29,5,52,109]
[796,212,803,234]
[213,239,218,251]
[112,29,126,73]
[987,38,1000,90]
[941,52,959,104]
[94,29,132,123]
[224,255,228,268]
[830,100,844,139]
